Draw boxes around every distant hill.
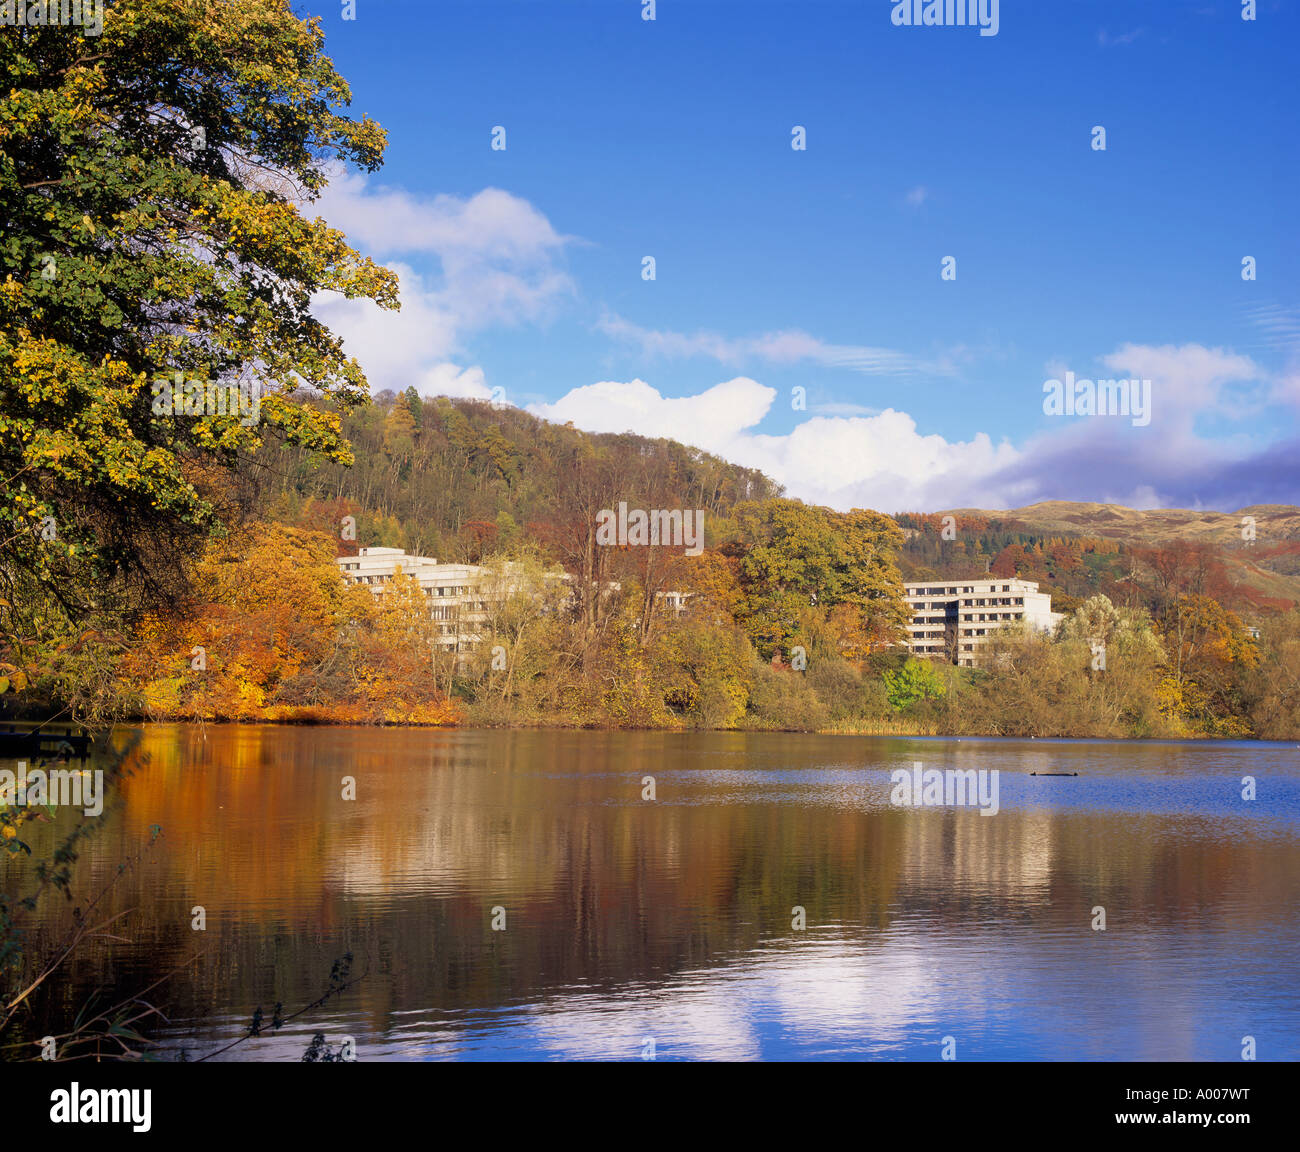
[258,391,784,563]
[943,501,1300,548]
[901,501,1300,615]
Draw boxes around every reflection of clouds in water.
[180,930,1285,1061]
[413,928,1295,1060]
[524,983,762,1061]
[761,940,947,1042]
[521,937,954,1060]
[520,929,1267,1061]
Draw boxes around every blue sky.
[303,0,1299,513]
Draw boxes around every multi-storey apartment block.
[336,547,505,654]
[904,577,1062,667]
[337,547,692,658]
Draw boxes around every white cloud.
[1244,303,1300,354]
[745,411,1020,510]
[530,377,775,441]
[527,343,1295,513]
[973,344,1290,510]
[529,377,1018,511]
[310,173,573,396]
[315,171,572,269]
[312,263,491,399]
[1096,343,1260,426]
[1271,370,1300,408]
[904,185,929,207]
[421,362,493,400]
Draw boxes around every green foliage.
[882,658,947,712]
[0,0,397,611]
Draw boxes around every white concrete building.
[903,576,1063,667]
[337,547,510,654]
[338,547,695,659]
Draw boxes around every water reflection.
[6,726,1298,1061]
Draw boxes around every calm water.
[9,726,1300,1061]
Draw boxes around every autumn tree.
[1243,611,1300,739]
[1056,595,1169,734]
[470,547,572,706]
[119,526,458,724]
[382,400,418,466]
[731,499,908,659]
[1156,593,1259,727]
[123,523,367,719]
[544,438,625,674]
[0,0,397,650]
[990,543,1027,578]
[652,619,754,729]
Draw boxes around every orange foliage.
[119,523,461,726]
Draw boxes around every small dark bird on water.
[1030,772,1079,776]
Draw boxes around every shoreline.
[1,716,1279,742]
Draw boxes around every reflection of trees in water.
[15,726,1299,1052]
[0,727,154,1057]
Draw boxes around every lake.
[10,725,1300,1061]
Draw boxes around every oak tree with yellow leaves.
[0,0,397,692]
